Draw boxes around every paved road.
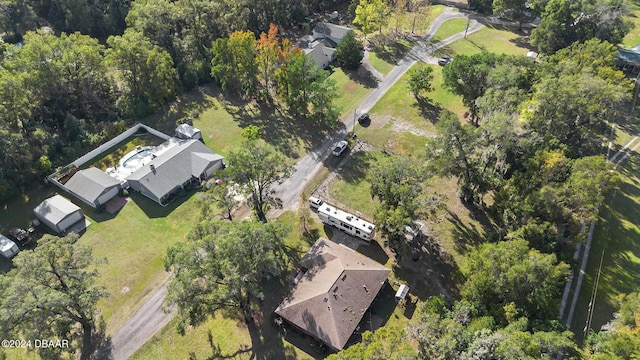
[109,9,483,359]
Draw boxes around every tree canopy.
[334,31,363,70]
[0,234,108,360]
[461,239,570,323]
[164,220,291,325]
[531,0,632,54]
[226,139,293,222]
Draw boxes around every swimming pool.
[120,147,154,170]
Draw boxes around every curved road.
[110,9,482,360]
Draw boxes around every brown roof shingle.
[275,238,390,350]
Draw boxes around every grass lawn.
[368,51,395,76]
[441,26,530,57]
[370,62,465,121]
[622,7,640,48]
[328,151,381,218]
[330,67,376,118]
[81,191,202,335]
[432,18,470,42]
[570,153,640,343]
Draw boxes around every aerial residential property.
[0,1,639,360]
[275,238,390,351]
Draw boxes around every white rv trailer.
[317,203,375,241]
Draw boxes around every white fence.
[72,123,171,168]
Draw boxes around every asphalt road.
[109,9,482,359]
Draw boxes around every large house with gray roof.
[126,139,224,205]
[275,237,390,351]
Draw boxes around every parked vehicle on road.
[332,140,349,156]
[438,56,453,66]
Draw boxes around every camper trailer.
[0,235,19,258]
[317,203,375,241]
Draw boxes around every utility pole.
[464,18,470,38]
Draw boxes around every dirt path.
[109,9,484,359]
[110,275,174,360]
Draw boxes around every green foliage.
[106,29,176,116]
[226,140,294,222]
[211,30,258,97]
[0,0,128,41]
[275,50,315,114]
[410,300,578,359]
[585,292,640,359]
[164,220,291,324]
[0,234,108,360]
[531,0,633,54]
[368,155,440,240]
[461,239,570,323]
[308,70,342,126]
[406,66,434,99]
[353,0,391,37]
[442,52,502,125]
[492,0,529,29]
[334,31,363,70]
[327,326,417,359]
[241,125,262,141]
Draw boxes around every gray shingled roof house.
[312,23,353,45]
[65,167,121,208]
[296,22,354,70]
[275,238,390,351]
[33,195,85,233]
[126,139,224,205]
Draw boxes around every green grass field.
[328,151,381,218]
[84,192,201,335]
[432,18,470,42]
[330,67,376,118]
[368,51,395,75]
[441,26,530,57]
[571,153,640,343]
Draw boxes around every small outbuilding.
[33,195,85,234]
[175,124,203,141]
[64,167,121,208]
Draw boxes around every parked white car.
[308,196,324,209]
[0,234,19,258]
[332,140,349,156]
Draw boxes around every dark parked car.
[357,113,370,124]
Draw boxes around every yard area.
[437,25,531,57]
[432,18,470,42]
[571,153,640,343]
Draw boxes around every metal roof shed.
[175,124,202,140]
[33,195,85,234]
